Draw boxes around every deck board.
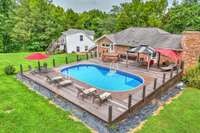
[23,58,177,123]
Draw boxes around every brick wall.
[114,45,129,55]
[96,32,200,70]
[96,37,112,56]
[181,31,200,69]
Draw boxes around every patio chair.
[46,74,63,84]
[160,64,177,71]
[93,92,112,105]
[57,79,72,88]
[74,84,96,99]
[74,84,86,97]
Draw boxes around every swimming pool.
[61,64,144,92]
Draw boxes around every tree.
[77,9,108,38]
[0,0,16,52]
[115,0,168,31]
[11,0,66,51]
[64,9,79,30]
[163,3,200,33]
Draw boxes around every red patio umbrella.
[25,53,49,60]
[25,53,49,71]
[155,48,181,62]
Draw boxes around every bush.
[182,63,200,89]
[4,65,16,75]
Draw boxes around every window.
[106,44,110,47]
[85,46,88,51]
[102,43,110,48]
[76,46,80,52]
[110,44,114,51]
[80,35,83,41]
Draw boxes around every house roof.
[62,29,95,36]
[96,27,182,50]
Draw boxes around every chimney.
[181,31,200,71]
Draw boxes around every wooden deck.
[22,58,180,123]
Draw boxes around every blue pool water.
[61,64,144,92]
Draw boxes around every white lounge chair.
[57,80,72,87]
[46,74,63,83]
[93,92,112,105]
[160,64,177,71]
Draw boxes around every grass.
[0,52,91,133]
[136,88,200,133]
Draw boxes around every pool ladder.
[109,62,119,73]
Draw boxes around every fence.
[19,52,98,73]
[107,64,184,123]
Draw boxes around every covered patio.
[125,45,182,70]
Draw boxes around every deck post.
[76,55,79,61]
[20,64,23,75]
[181,61,185,70]
[86,53,89,60]
[38,61,41,72]
[153,78,157,90]
[126,52,128,67]
[176,67,179,75]
[53,58,55,67]
[91,52,93,58]
[142,85,146,101]
[65,56,68,64]
[128,94,132,112]
[108,106,112,123]
[162,73,166,84]
[94,51,97,58]
[170,69,173,78]
[28,65,32,71]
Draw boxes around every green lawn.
[136,87,200,133]
[0,52,91,133]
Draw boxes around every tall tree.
[11,0,66,51]
[163,3,200,33]
[77,9,107,38]
[115,0,168,31]
[64,9,79,30]
[0,0,16,52]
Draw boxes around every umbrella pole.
[38,61,41,72]
[157,52,160,68]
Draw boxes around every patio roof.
[127,45,156,55]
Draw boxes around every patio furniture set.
[46,73,112,106]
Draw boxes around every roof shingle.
[98,27,182,50]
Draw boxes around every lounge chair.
[93,92,112,105]
[46,74,63,83]
[75,85,96,99]
[160,64,177,71]
[57,80,72,88]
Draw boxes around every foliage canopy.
[0,0,199,52]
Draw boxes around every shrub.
[4,65,16,75]
[182,63,200,89]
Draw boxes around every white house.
[58,29,95,53]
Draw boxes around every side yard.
[136,87,200,133]
[0,53,91,133]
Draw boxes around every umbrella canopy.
[25,53,49,60]
[155,48,181,62]
[128,45,156,56]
